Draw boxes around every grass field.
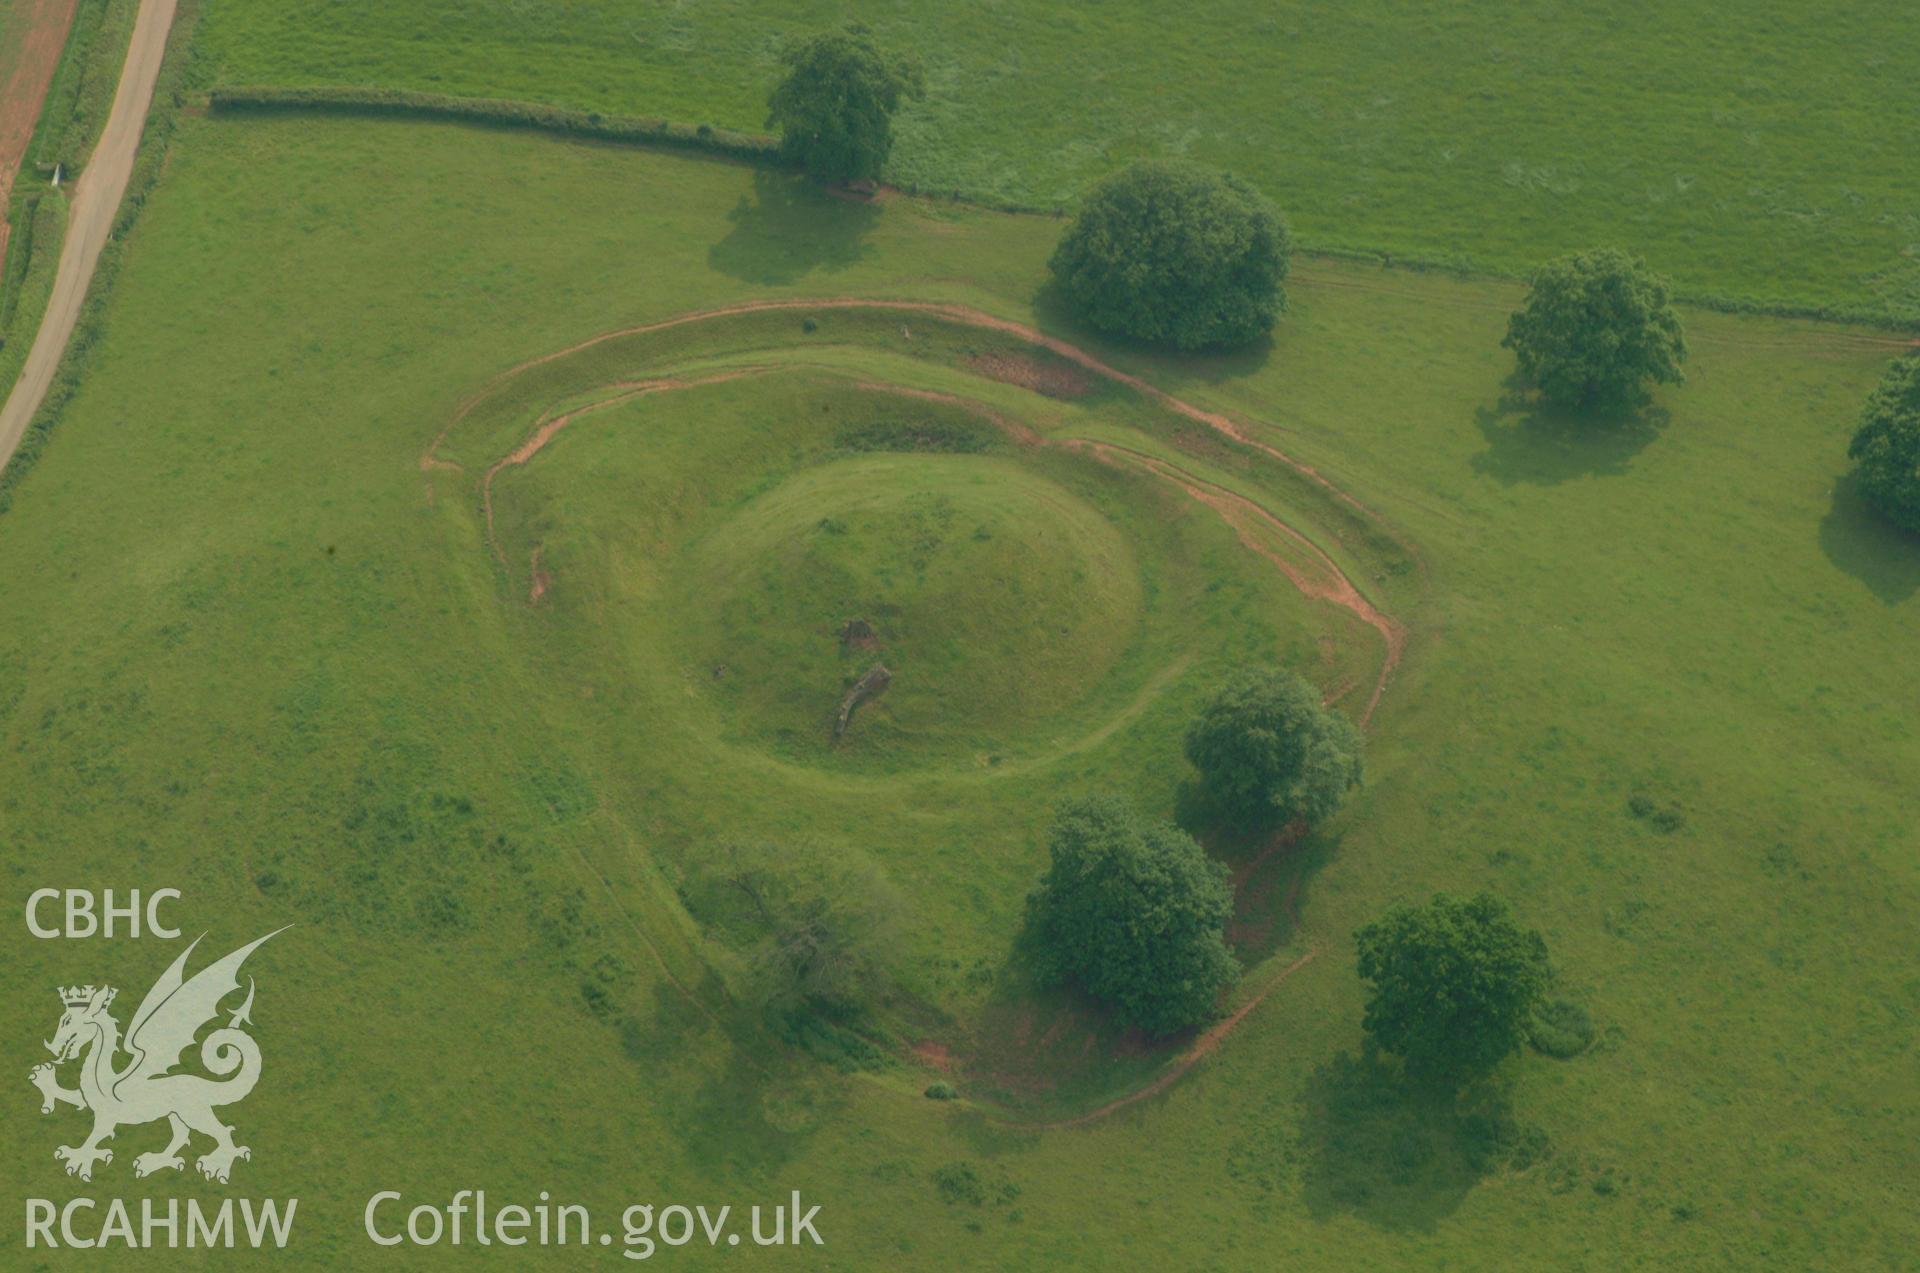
[1,106,1914,1268]
[190,0,1920,320]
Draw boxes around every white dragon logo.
[28,928,286,1183]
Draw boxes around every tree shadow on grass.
[1174,778,1338,970]
[1173,776,1269,851]
[707,169,880,285]
[1818,473,1920,605]
[1297,1051,1542,1231]
[1470,377,1669,486]
[671,1042,828,1184]
[958,964,1182,1119]
[618,975,827,1185]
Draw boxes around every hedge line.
[208,86,1084,219]
[0,192,61,340]
[0,0,207,512]
[8,60,1912,512]
[1297,242,1920,332]
[207,87,1913,329]
[208,85,784,164]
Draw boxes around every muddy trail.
[428,295,1399,518]
[432,298,1407,1128]
[434,297,1406,647]
[1084,441,1403,724]
[477,367,770,563]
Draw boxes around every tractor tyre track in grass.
[0,0,175,476]
[431,299,1410,1127]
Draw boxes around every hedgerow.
[207,86,782,164]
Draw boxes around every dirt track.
[0,0,77,263]
[0,0,174,478]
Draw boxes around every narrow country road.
[0,0,176,477]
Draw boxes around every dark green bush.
[1184,669,1363,824]
[835,419,991,454]
[1847,354,1920,532]
[1355,892,1551,1084]
[932,1163,986,1206]
[1025,794,1238,1036]
[931,1162,1018,1207]
[1627,792,1686,833]
[1050,160,1290,350]
[923,1081,958,1100]
[766,25,923,183]
[688,841,902,1017]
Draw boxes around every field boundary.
[206,84,782,165]
[205,84,1920,332]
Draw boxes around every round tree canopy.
[766,25,924,184]
[1502,247,1687,409]
[1049,160,1290,351]
[1354,892,1551,1085]
[1024,794,1238,1036]
[1848,354,1920,532]
[1183,668,1362,824]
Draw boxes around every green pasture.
[192,0,1920,319]
[0,111,1914,1270]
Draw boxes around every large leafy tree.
[766,25,924,184]
[1049,160,1290,350]
[1847,354,1920,532]
[1184,669,1363,824]
[1025,795,1238,1036]
[1502,247,1687,409]
[1354,892,1550,1085]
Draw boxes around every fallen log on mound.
[833,663,892,741]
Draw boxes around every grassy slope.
[190,0,1920,318]
[0,114,1913,1269]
